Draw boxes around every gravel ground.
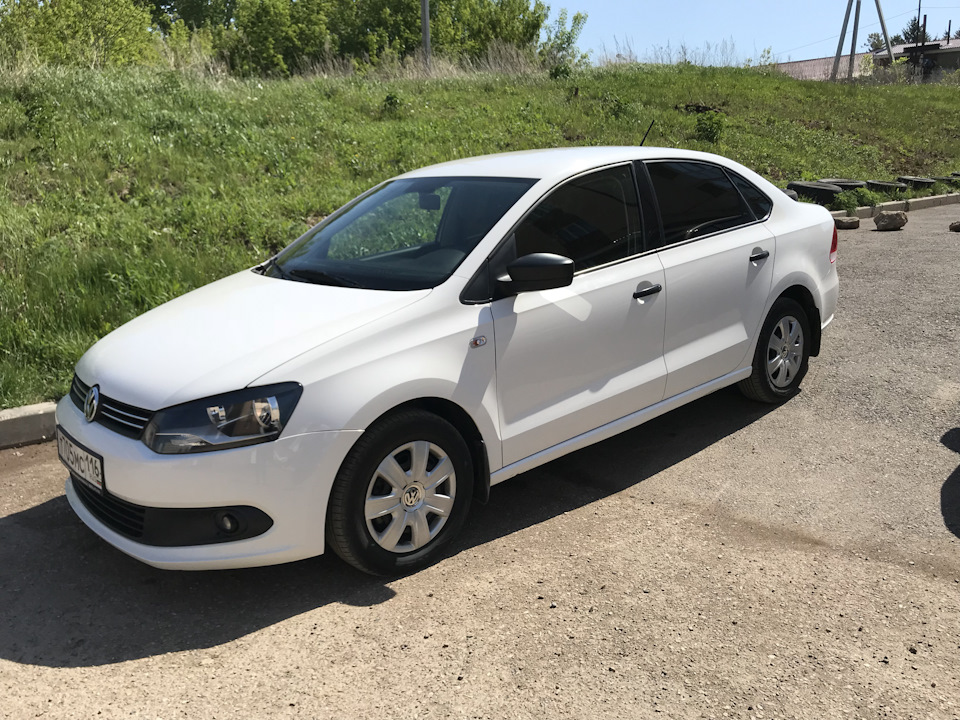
[2,206,959,720]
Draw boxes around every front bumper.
[57,395,361,570]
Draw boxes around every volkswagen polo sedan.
[57,147,839,575]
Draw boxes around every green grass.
[2,63,960,408]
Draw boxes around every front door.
[490,164,668,467]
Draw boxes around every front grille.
[72,476,146,539]
[70,374,154,440]
[69,374,88,408]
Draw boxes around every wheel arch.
[776,284,822,356]
[366,397,492,505]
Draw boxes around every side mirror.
[497,253,574,295]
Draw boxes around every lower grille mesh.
[71,476,146,539]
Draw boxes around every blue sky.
[557,1,960,64]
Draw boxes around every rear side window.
[645,161,754,247]
[513,165,642,272]
[728,172,773,220]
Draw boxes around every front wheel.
[738,298,811,403]
[326,409,474,576]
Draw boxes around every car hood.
[76,270,431,410]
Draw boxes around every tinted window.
[728,172,773,220]
[646,161,753,246]
[272,177,534,291]
[513,165,642,272]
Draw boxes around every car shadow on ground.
[0,387,777,668]
[941,428,960,538]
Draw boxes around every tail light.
[829,227,838,264]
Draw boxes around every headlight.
[143,383,303,454]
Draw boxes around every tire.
[866,180,907,194]
[896,176,936,189]
[819,178,867,191]
[738,298,811,404]
[326,409,474,576]
[785,181,842,206]
[932,176,960,187]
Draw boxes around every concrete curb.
[830,192,960,219]
[0,402,57,450]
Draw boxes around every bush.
[0,0,154,68]
[538,8,587,77]
[828,187,904,212]
[381,92,403,116]
[695,111,724,144]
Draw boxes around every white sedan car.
[56,147,838,575]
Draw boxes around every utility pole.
[848,0,863,80]
[421,0,431,71]
[831,0,855,80]
[831,0,895,81]
[875,0,895,63]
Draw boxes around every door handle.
[749,249,770,262]
[633,283,662,299]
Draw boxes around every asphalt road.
[2,207,959,719]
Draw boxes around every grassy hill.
[2,63,959,408]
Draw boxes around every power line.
[779,6,945,56]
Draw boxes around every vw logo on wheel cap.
[402,484,424,508]
[84,385,100,422]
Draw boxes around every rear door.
[640,160,776,399]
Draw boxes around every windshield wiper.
[284,267,362,288]
[255,258,361,288]
[253,257,281,276]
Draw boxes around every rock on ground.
[834,216,860,230]
[874,210,907,230]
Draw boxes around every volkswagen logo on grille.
[84,385,100,422]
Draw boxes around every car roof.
[397,146,733,184]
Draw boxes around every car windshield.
[267,176,536,291]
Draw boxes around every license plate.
[57,426,105,493]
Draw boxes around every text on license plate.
[57,426,104,492]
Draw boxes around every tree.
[899,17,932,44]
[1,0,557,73]
[864,32,885,51]
[227,0,332,75]
[538,8,586,74]
[132,0,236,32]
[328,0,549,63]
[0,0,154,66]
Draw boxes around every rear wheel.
[738,298,810,403]
[326,409,473,576]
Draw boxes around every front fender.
[255,294,503,471]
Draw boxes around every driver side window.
[513,164,642,272]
